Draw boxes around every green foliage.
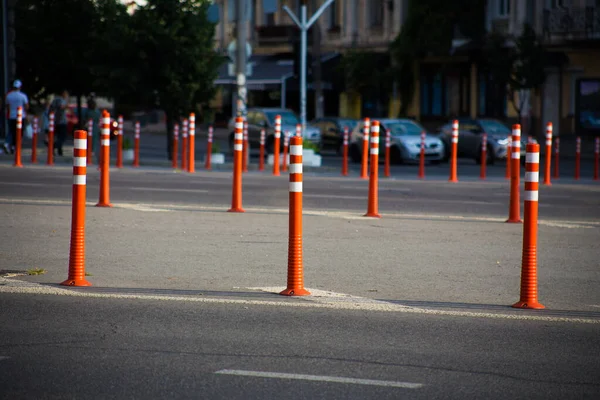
[123,137,133,150]
[302,141,320,153]
[211,141,221,154]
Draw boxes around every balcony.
[543,6,600,41]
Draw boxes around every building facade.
[212,0,600,137]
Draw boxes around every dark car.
[436,118,534,164]
[227,108,321,154]
[311,117,358,153]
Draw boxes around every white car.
[350,119,445,164]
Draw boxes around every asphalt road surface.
[0,159,599,399]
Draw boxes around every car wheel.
[350,144,361,163]
[266,135,275,154]
[391,145,404,164]
[476,145,496,165]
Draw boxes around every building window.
[498,0,510,17]
[369,0,384,27]
[328,0,340,30]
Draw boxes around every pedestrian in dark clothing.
[50,90,69,156]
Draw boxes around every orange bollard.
[282,131,289,172]
[13,106,23,168]
[31,116,38,164]
[258,128,265,171]
[133,121,140,167]
[228,117,245,213]
[86,119,93,165]
[505,136,511,179]
[181,119,188,171]
[480,133,487,180]
[418,130,426,179]
[116,115,123,168]
[242,119,249,173]
[360,118,370,179]
[295,123,302,138]
[364,121,381,218]
[47,112,55,165]
[188,113,195,173]
[273,115,281,176]
[512,143,544,309]
[172,124,179,169]
[553,137,560,179]
[449,119,459,182]
[543,122,552,185]
[205,125,213,170]
[96,110,113,208]
[506,124,522,223]
[342,126,349,176]
[280,135,310,296]
[384,129,391,178]
[594,137,599,181]
[575,136,581,180]
[61,130,92,287]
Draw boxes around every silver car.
[350,119,445,164]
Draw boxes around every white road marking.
[127,187,209,194]
[0,278,598,324]
[214,369,423,389]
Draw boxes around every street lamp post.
[283,0,334,136]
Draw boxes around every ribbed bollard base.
[60,279,92,287]
[512,300,545,309]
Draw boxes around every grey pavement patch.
[1,278,599,324]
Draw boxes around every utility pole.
[284,0,333,135]
[235,0,247,118]
[311,0,323,119]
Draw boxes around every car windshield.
[479,120,510,135]
[338,119,356,129]
[265,111,299,126]
[385,121,424,136]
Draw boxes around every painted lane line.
[214,370,423,389]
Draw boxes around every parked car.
[349,119,445,164]
[435,118,535,164]
[311,117,358,153]
[228,108,321,154]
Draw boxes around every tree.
[389,0,486,116]
[129,0,221,157]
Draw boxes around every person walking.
[3,80,29,154]
[49,90,69,156]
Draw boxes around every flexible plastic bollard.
[280,135,310,296]
[181,119,188,171]
[259,128,265,171]
[133,121,140,167]
[384,128,391,178]
[47,112,55,165]
[172,124,179,169]
[61,130,92,287]
[282,131,289,172]
[594,137,599,181]
[364,121,381,218]
[14,106,23,167]
[512,143,544,309]
[228,117,245,213]
[480,133,487,180]
[242,119,249,173]
[273,115,281,176]
[188,113,195,173]
[205,126,213,170]
[96,110,113,208]
[575,136,581,180]
[116,115,123,168]
[553,137,560,179]
[86,119,93,165]
[543,122,552,185]
[506,124,522,223]
[418,130,425,179]
[449,120,458,182]
[342,126,349,176]
[360,118,370,179]
[31,117,38,164]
